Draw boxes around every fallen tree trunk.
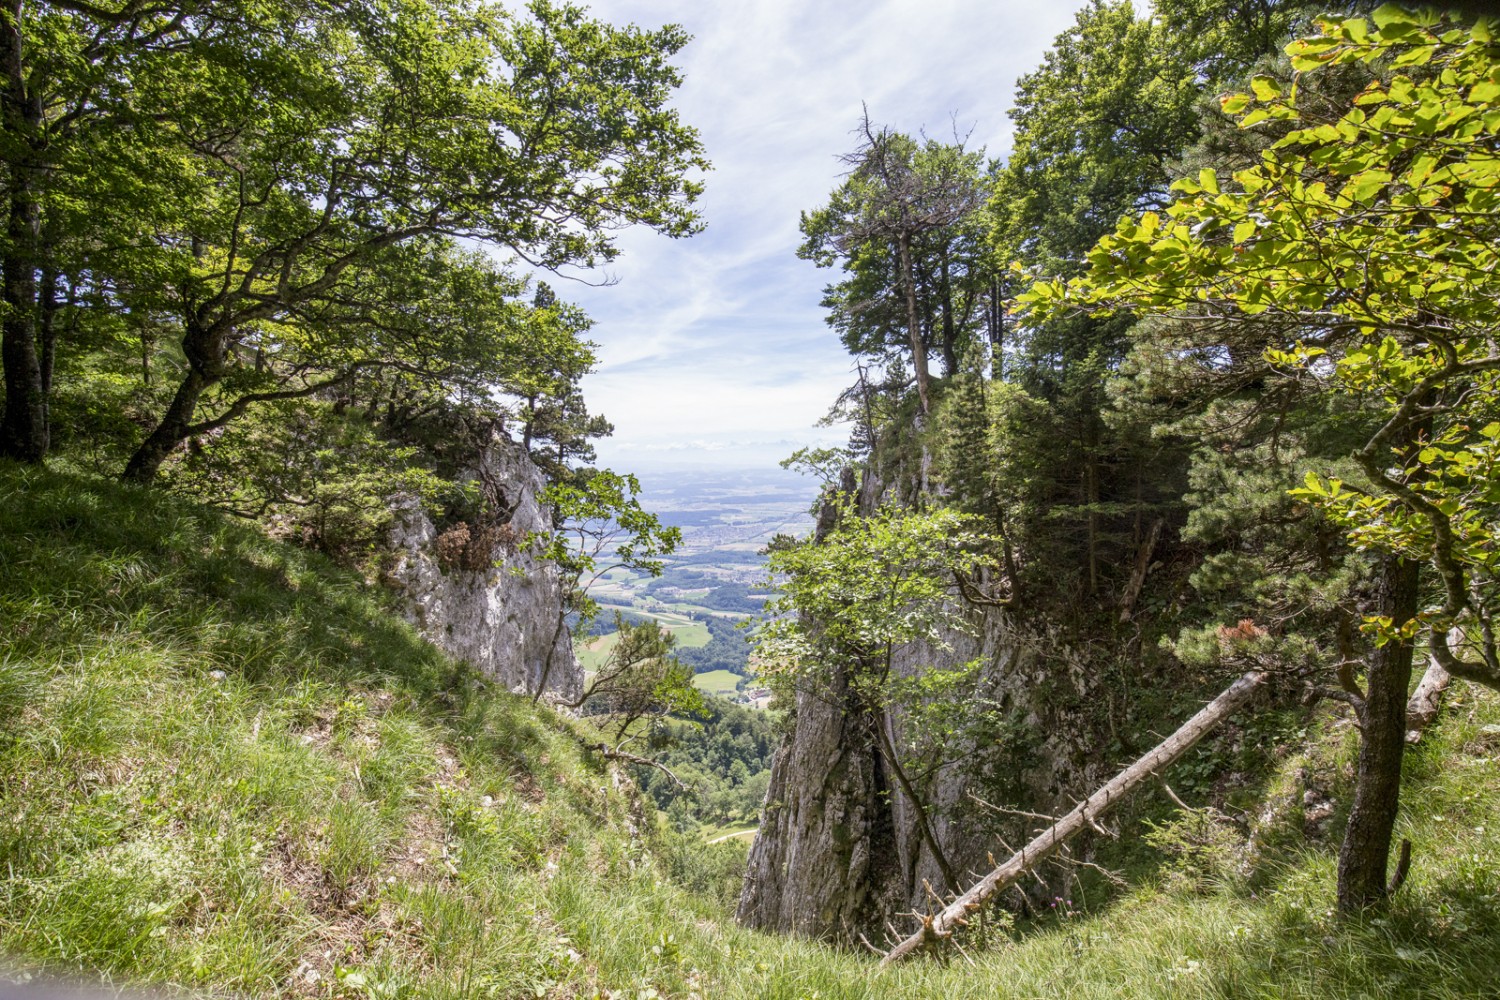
[881,669,1267,966]
[1406,628,1458,743]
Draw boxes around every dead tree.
[813,112,984,416]
[881,669,1267,966]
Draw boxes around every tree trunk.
[938,244,958,378]
[870,706,959,896]
[1085,449,1099,596]
[531,611,567,705]
[882,670,1267,965]
[37,265,58,401]
[122,320,225,483]
[987,276,1004,381]
[1405,626,1456,742]
[0,0,48,463]
[1119,518,1163,622]
[1336,554,1420,913]
[897,234,931,415]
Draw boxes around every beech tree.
[0,0,707,477]
[0,0,243,462]
[1023,5,1500,910]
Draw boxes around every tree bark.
[37,265,59,401]
[0,0,49,463]
[881,669,1266,966]
[896,233,931,415]
[1118,518,1164,622]
[870,706,959,896]
[1336,553,1420,913]
[987,276,1004,381]
[937,244,958,378]
[1405,628,1456,742]
[121,319,225,483]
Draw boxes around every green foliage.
[756,501,998,698]
[164,399,459,558]
[1142,806,1251,895]
[670,614,754,676]
[5,0,707,519]
[952,0,1215,605]
[1024,6,1500,686]
[644,699,776,830]
[994,0,1201,281]
[540,469,683,629]
[578,614,705,741]
[800,122,992,416]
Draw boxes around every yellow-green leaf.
[1344,169,1392,202]
[1371,3,1416,29]
[1251,76,1281,102]
[1471,81,1500,104]
[1221,93,1251,114]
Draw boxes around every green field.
[575,616,709,671]
[575,629,621,671]
[692,669,742,696]
[668,621,710,648]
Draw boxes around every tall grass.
[1,461,1497,998]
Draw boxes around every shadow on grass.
[0,462,568,778]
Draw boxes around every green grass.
[2,462,1500,999]
[691,669,743,697]
[666,622,710,649]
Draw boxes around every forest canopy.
[0,0,706,556]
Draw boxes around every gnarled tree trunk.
[1336,553,1420,913]
[121,320,225,483]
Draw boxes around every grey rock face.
[736,665,907,938]
[384,434,581,702]
[738,468,1104,943]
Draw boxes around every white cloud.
[555,0,1089,472]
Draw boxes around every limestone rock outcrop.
[385,433,581,702]
[738,467,1104,942]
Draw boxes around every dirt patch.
[513,770,545,805]
[263,838,377,996]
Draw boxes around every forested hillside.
[746,0,1500,972]
[3,0,1500,997]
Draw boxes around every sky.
[558,0,1095,473]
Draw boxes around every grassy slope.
[2,464,1499,999]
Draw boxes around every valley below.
[575,466,817,708]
